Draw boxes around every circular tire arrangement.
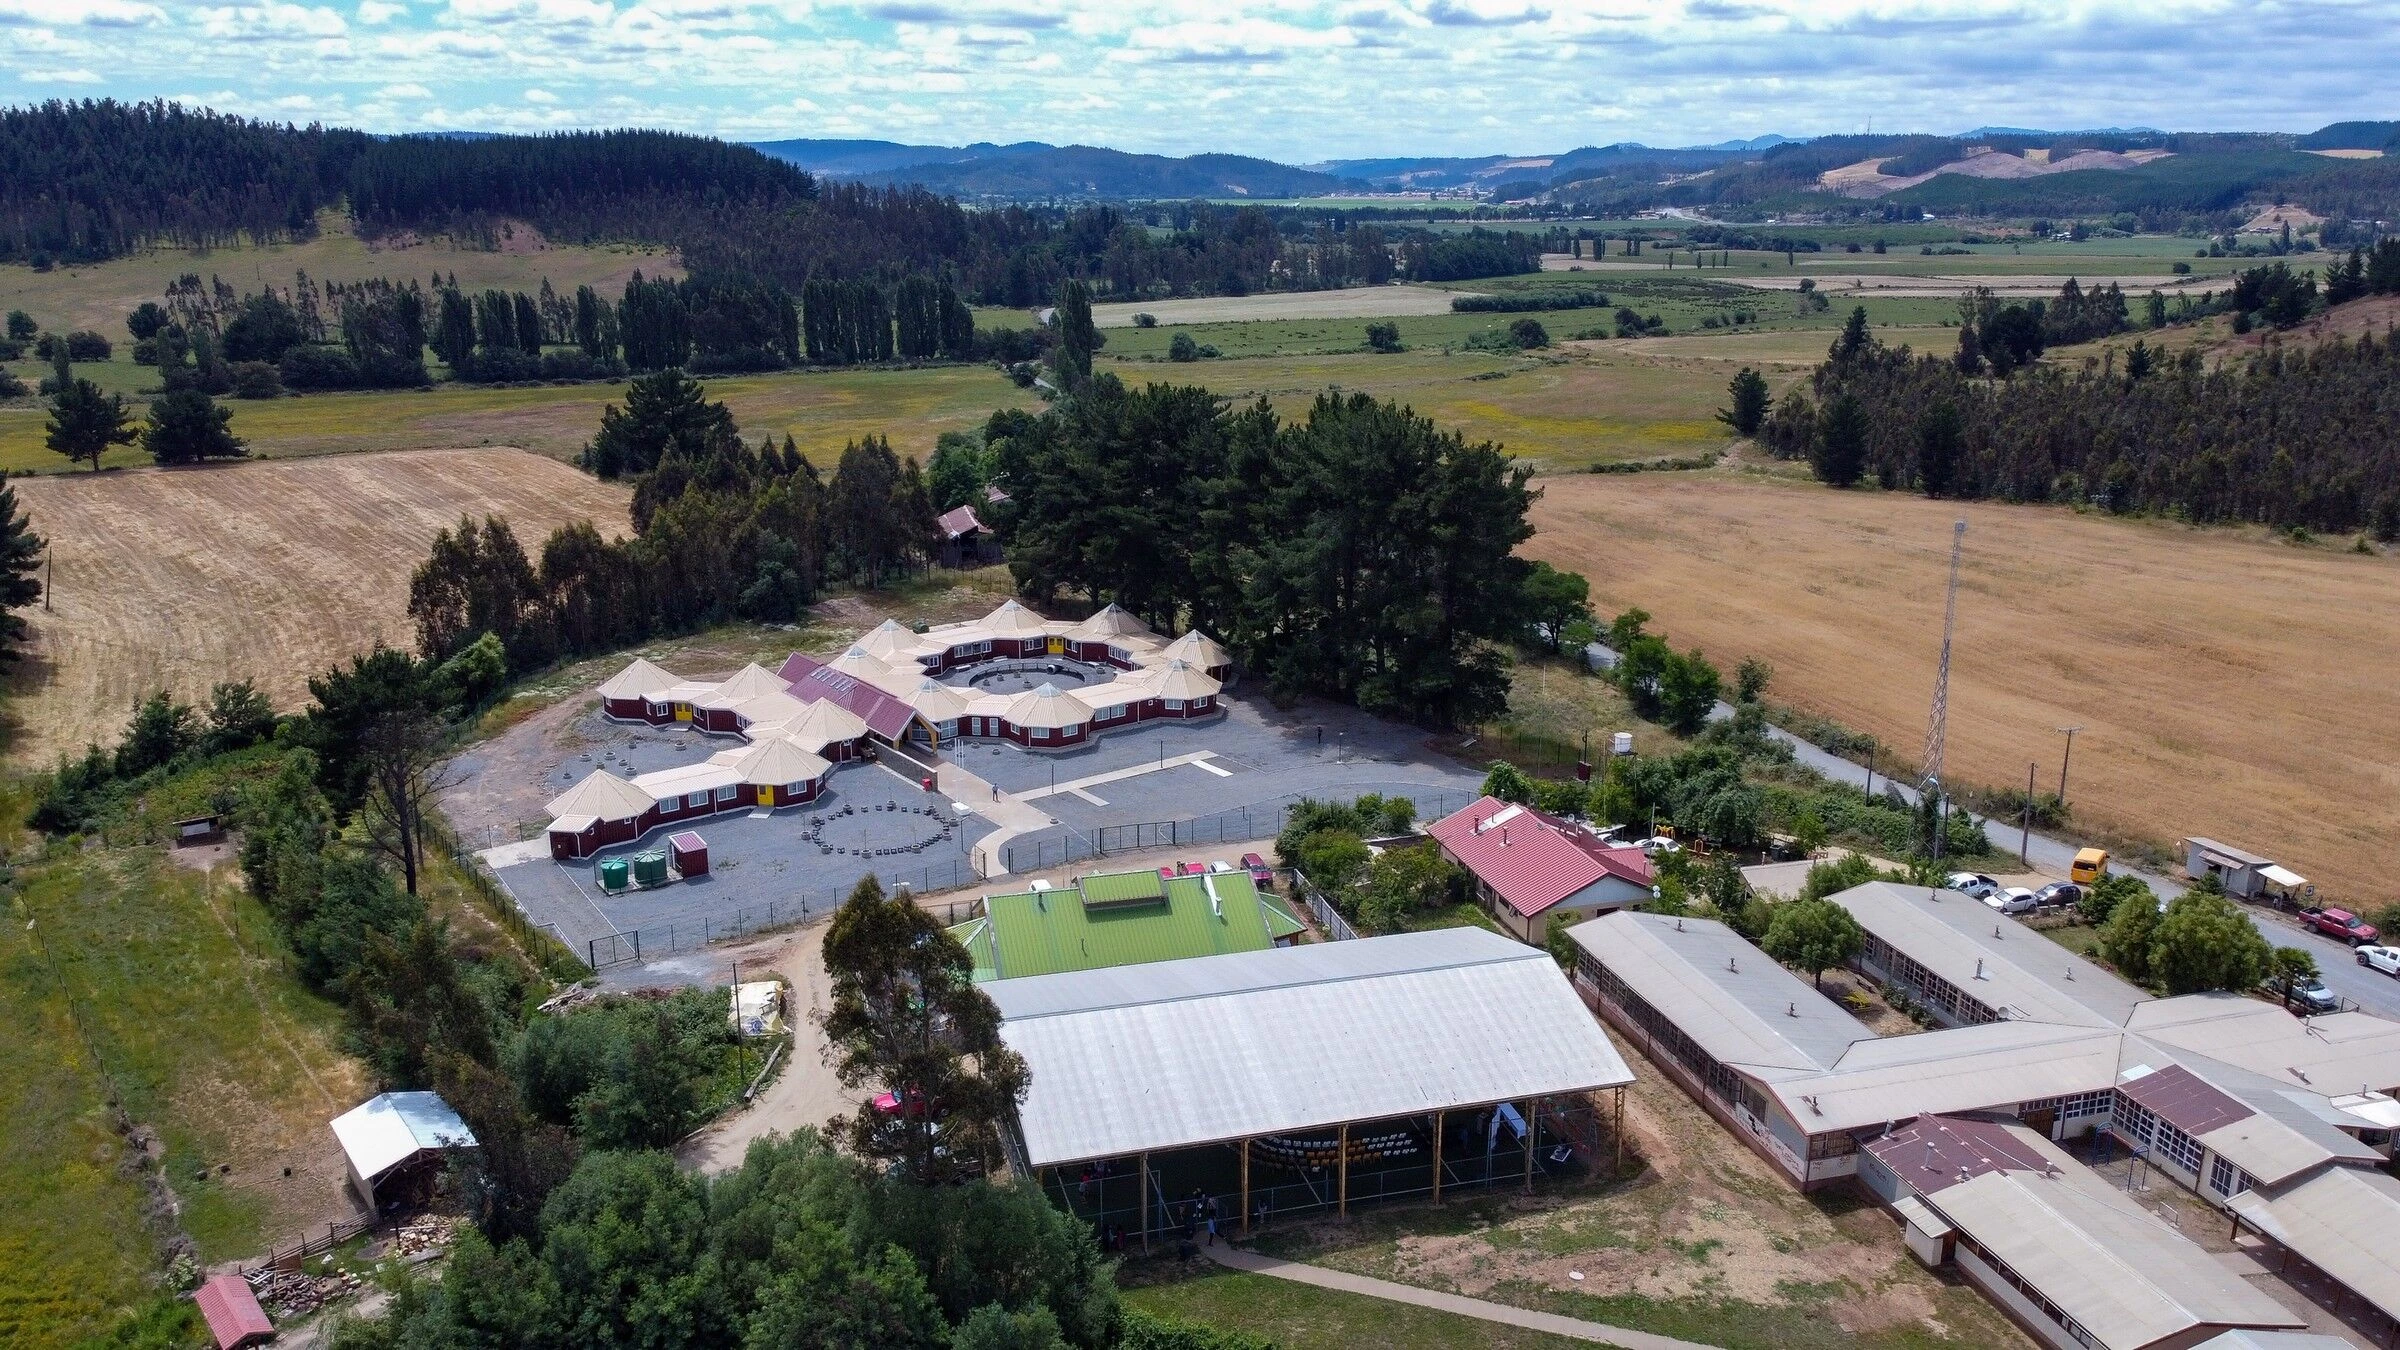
[801,800,959,858]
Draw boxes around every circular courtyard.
[944,657,1117,695]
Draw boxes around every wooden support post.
[1432,1109,1446,1206]
[1614,1086,1626,1174]
[1239,1137,1251,1240]
[1139,1152,1150,1253]
[1522,1098,1536,1193]
[1337,1122,1350,1221]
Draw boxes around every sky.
[4,0,2396,162]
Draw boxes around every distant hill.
[2298,121,2400,151]
[749,137,1366,199]
[1316,139,1795,191]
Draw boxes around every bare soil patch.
[1525,473,2400,899]
[7,449,631,766]
[1090,287,1468,328]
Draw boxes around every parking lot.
[472,683,1491,968]
[493,759,997,966]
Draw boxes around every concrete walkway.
[1015,750,1229,804]
[891,747,1059,878]
[1203,1246,1719,1350]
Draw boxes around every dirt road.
[672,922,859,1173]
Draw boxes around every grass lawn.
[0,867,159,1347]
[0,359,1036,474]
[0,827,369,1348]
[1123,1268,1599,1350]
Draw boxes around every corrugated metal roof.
[1826,882,2145,1027]
[778,652,921,740]
[2129,995,2400,1100]
[995,928,1633,1166]
[2183,837,2275,868]
[1863,1113,2059,1195]
[1431,796,1652,919]
[1572,911,1866,1073]
[2117,1062,2254,1136]
[2229,1166,2400,1323]
[194,1272,273,1348]
[1925,1163,2304,1348]
[938,504,984,539]
[1784,1023,2126,1134]
[330,1091,476,1183]
[2190,1333,2356,1350]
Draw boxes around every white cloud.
[19,66,105,82]
[357,0,406,21]
[377,80,432,95]
[523,86,558,101]
[0,0,163,24]
[194,4,350,38]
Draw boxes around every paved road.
[1583,643,2400,1020]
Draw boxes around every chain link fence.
[1001,789,1470,875]
[578,861,992,969]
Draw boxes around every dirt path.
[673,922,858,1173]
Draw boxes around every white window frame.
[686,791,709,809]
[1165,697,1187,712]
[715,785,738,803]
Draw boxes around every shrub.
[539,349,627,381]
[276,344,361,390]
[65,330,112,361]
[1507,317,1550,349]
[1132,312,1157,328]
[1365,321,1402,352]
[1168,332,1200,362]
[229,361,283,399]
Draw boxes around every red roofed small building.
[1427,796,1654,944]
[194,1273,274,1349]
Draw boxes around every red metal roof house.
[1427,795,1654,944]
[194,1273,274,1349]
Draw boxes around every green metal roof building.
[951,868,1307,982]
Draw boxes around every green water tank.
[598,857,630,891]
[632,851,669,886]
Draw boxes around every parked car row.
[1943,872,2084,916]
[1152,856,1277,888]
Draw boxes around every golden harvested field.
[1525,472,2400,900]
[5,449,630,766]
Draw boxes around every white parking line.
[1017,751,1229,801]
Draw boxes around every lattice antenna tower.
[1921,520,1966,860]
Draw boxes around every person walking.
[1203,1194,1220,1246]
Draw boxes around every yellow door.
[1048,637,1065,655]
[674,703,692,722]
[758,785,774,807]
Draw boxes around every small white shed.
[330,1091,477,1213]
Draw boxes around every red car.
[873,1088,933,1118]
[1177,860,1204,876]
[2306,908,2380,946]
[1242,852,1272,885]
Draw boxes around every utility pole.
[1922,521,1966,863]
[2054,726,2082,806]
[2021,762,2035,866]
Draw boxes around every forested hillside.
[1766,289,2400,534]
[0,101,1525,304]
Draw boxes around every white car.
[1637,836,1683,857]
[2358,946,2400,977]
[1944,872,1999,900]
[1984,887,2039,915]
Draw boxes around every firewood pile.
[246,1265,359,1321]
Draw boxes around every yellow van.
[2070,848,2110,885]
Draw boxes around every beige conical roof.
[730,690,811,729]
[824,644,916,696]
[1147,658,1222,701]
[1163,629,1231,669]
[699,662,790,709]
[979,599,1054,638]
[724,737,830,787]
[546,768,655,822]
[1065,603,1153,642]
[776,697,871,751]
[855,619,925,663]
[597,657,679,700]
[907,678,976,722]
[1003,682,1090,730]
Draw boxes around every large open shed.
[989,927,1635,1245]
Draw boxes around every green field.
[0,212,677,339]
[1124,1269,1595,1350]
[0,359,1037,474]
[2,832,366,1348]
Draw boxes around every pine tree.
[45,377,138,470]
[513,291,543,355]
[433,288,476,368]
[1812,392,1868,488]
[143,389,247,464]
[0,472,45,657]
